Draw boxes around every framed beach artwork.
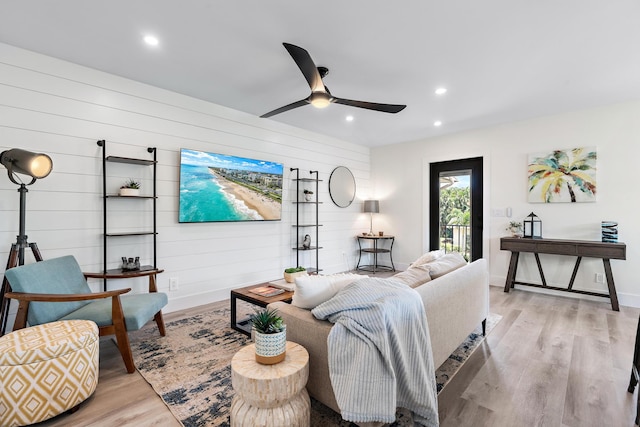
[179,148,283,222]
[527,147,597,203]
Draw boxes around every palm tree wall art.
[528,147,597,203]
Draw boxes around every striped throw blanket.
[311,278,439,426]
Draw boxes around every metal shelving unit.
[291,168,322,274]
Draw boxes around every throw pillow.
[392,265,432,288]
[291,273,367,309]
[427,252,467,279]
[409,249,446,268]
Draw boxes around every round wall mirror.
[328,166,356,208]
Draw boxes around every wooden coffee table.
[230,283,294,336]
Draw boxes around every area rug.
[129,301,501,427]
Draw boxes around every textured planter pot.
[119,188,140,196]
[254,327,286,365]
[284,270,306,283]
[304,193,313,202]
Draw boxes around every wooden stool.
[629,314,640,425]
[230,341,310,427]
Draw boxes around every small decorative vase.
[284,270,306,283]
[254,326,286,365]
[119,188,139,196]
[304,193,313,202]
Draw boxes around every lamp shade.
[0,149,53,180]
[363,200,379,213]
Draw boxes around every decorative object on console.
[602,221,618,243]
[363,199,380,236]
[506,221,523,237]
[119,178,140,196]
[523,212,542,239]
[250,307,286,365]
[328,166,356,208]
[527,147,597,203]
[0,148,52,336]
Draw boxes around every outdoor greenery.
[439,186,471,260]
[440,187,470,228]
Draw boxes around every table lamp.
[363,200,379,236]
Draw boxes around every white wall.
[371,100,640,307]
[0,43,372,321]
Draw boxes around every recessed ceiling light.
[143,35,159,46]
[434,120,443,127]
[435,87,447,95]
[346,115,354,122]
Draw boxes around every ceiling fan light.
[310,92,331,109]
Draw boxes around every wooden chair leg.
[111,296,135,374]
[154,310,166,336]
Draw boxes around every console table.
[500,237,626,311]
[356,235,395,273]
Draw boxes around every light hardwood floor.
[36,286,640,426]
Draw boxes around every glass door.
[429,157,483,261]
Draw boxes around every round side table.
[230,341,310,427]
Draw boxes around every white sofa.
[269,258,490,413]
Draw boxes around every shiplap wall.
[0,42,372,318]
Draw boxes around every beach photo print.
[179,148,283,222]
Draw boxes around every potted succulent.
[250,307,286,364]
[506,221,523,237]
[119,179,141,196]
[303,189,314,202]
[284,266,307,283]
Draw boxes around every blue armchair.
[4,255,168,373]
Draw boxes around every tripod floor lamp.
[0,148,53,336]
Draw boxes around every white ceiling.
[1,1,640,147]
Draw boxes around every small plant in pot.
[250,307,286,365]
[284,266,307,283]
[506,221,523,237]
[119,179,141,196]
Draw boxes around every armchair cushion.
[4,255,91,325]
[60,293,168,331]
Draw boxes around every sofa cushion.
[291,273,367,309]
[427,252,467,279]
[409,249,445,268]
[392,265,432,288]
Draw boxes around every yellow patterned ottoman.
[0,320,99,427]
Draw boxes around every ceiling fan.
[260,43,406,118]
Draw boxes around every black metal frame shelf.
[291,168,322,274]
[97,140,159,291]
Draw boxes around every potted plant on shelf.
[119,179,141,196]
[250,307,286,364]
[284,266,307,283]
[506,221,523,237]
[303,189,314,202]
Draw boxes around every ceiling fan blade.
[333,97,406,113]
[282,43,326,93]
[260,98,309,118]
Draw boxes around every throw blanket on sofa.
[311,278,439,426]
